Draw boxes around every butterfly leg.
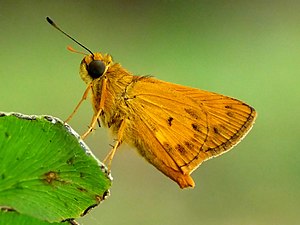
[103,119,126,170]
[65,83,92,124]
[81,78,108,139]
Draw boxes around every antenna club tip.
[46,17,54,25]
[46,17,94,55]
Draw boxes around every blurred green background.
[1,1,299,225]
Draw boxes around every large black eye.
[87,60,106,79]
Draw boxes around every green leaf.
[0,210,68,225]
[0,112,112,222]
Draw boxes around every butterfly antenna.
[46,17,94,57]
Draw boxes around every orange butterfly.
[47,17,256,189]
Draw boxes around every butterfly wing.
[122,77,256,188]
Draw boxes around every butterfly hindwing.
[121,77,256,188]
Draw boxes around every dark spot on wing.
[163,142,173,153]
[167,117,173,126]
[227,111,234,117]
[175,144,186,154]
[225,105,232,109]
[184,141,194,150]
[213,127,219,134]
[185,108,200,120]
[192,123,201,133]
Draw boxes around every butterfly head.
[80,53,113,84]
